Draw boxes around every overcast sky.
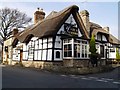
[0,1,119,39]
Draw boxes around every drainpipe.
[71,38,74,67]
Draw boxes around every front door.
[20,50,23,62]
[100,45,104,58]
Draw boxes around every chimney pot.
[37,7,40,10]
[12,28,18,36]
[34,7,45,24]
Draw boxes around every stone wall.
[10,60,113,75]
[63,59,106,68]
[22,61,63,69]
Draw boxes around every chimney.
[34,8,45,24]
[80,10,90,33]
[103,27,109,32]
[12,28,18,36]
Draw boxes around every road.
[1,65,120,88]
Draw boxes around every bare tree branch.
[0,7,32,46]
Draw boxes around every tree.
[89,34,97,67]
[0,7,32,46]
[116,48,120,62]
[0,7,32,62]
[89,34,97,54]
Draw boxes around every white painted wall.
[34,51,38,60]
[23,52,28,60]
[42,50,47,60]
[12,48,20,61]
[47,49,52,61]
[109,47,116,59]
[38,50,42,60]
[55,36,61,48]
[22,37,53,61]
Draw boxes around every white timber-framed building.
[3,5,120,68]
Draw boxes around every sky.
[0,0,119,39]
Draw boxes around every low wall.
[63,59,106,68]
[21,60,113,75]
[10,60,113,75]
[22,61,63,69]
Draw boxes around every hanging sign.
[64,23,78,36]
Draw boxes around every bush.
[116,48,120,62]
[89,35,98,67]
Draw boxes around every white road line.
[81,77,91,80]
[113,81,120,84]
[101,78,113,81]
[61,75,67,77]
[88,77,98,79]
[96,79,108,82]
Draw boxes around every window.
[100,45,104,57]
[74,44,80,58]
[35,40,38,49]
[82,45,84,58]
[85,45,87,58]
[97,34,102,41]
[56,51,60,58]
[63,39,88,59]
[28,41,34,59]
[63,39,72,57]
[28,46,34,55]
[64,44,72,57]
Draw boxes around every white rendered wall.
[55,36,62,48]
[47,49,52,61]
[12,48,20,61]
[42,50,47,60]
[109,48,116,59]
[38,50,42,60]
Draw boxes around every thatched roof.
[12,5,89,45]
[90,23,120,45]
[92,28,109,36]
[12,5,120,46]
[109,34,120,44]
[90,22,102,29]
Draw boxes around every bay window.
[63,38,88,59]
[63,39,72,57]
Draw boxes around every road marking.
[113,81,120,84]
[96,79,108,82]
[101,78,113,81]
[61,75,67,77]
[60,75,117,85]
[81,77,91,80]
[88,77,98,79]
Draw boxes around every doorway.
[100,45,104,58]
[20,50,23,62]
